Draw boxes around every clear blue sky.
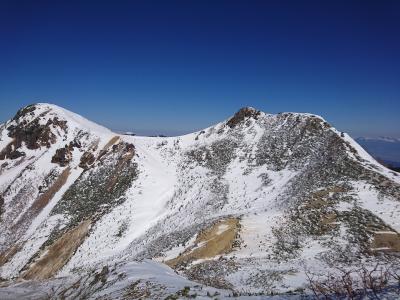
[0,0,399,136]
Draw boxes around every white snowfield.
[0,103,399,297]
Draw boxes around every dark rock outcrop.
[11,104,37,122]
[51,141,81,167]
[226,107,261,128]
[7,119,56,150]
[125,143,135,152]
[0,105,68,161]
[79,152,95,169]
[0,143,25,160]
[51,146,73,167]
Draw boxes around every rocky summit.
[0,103,400,299]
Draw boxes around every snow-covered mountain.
[1,103,400,298]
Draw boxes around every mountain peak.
[10,103,111,134]
[226,106,261,128]
[0,103,111,160]
[12,103,63,120]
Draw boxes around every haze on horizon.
[0,1,399,138]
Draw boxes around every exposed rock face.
[0,103,399,297]
[11,104,37,122]
[0,144,25,160]
[51,146,73,166]
[0,107,68,160]
[226,107,261,128]
[51,140,81,167]
[79,151,95,169]
[7,118,57,149]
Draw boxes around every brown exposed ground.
[11,167,71,234]
[32,168,71,213]
[304,186,348,209]
[313,186,348,197]
[0,244,22,267]
[102,136,120,152]
[320,212,337,225]
[97,136,120,160]
[371,231,400,252]
[166,218,240,268]
[22,219,91,280]
[0,168,72,265]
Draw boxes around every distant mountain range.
[356,137,400,168]
[1,104,400,298]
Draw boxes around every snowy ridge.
[28,103,112,134]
